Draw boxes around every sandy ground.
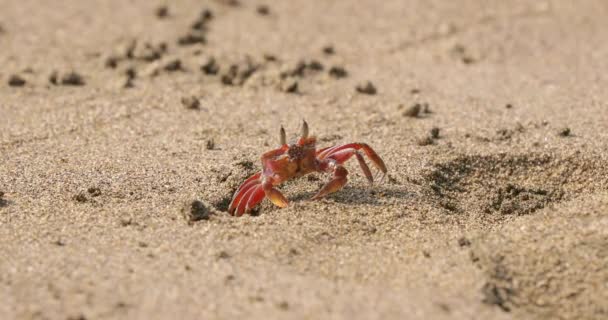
[1,1,608,319]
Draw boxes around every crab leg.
[312,165,349,200]
[263,178,289,208]
[228,172,262,215]
[325,149,374,184]
[318,143,387,174]
[235,185,266,216]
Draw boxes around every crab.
[228,121,388,216]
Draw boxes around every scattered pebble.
[280,78,298,93]
[308,60,324,71]
[61,72,84,86]
[104,55,120,69]
[416,136,435,146]
[178,33,206,46]
[123,67,137,88]
[206,139,215,150]
[191,9,214,30]
[263,54,278,62]
[458,237,471,247]
[430,127,440,139]
[155,5,169,18]
[8,74,26,87]
[183,200,211,222]
[505,103,513,109]
[50,71,85,86]
[256,5,270,15]
[322,45,335,55]
[164,59,183,72]
[73,193,88,203]
[277,301,289,310]
[403,103,421,117]
[558,127,571,137]
[201,57,219,75]
[328,66,347,78]
[87,187,102,197]
[220,59,258,86]
[216,250,231,259]
[356,81,377,95]
[181,96,200,110]
[215,0,240,6]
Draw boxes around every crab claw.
[228,172,266,216]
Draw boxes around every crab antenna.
[301,120,309,139]
[280,126,287,145]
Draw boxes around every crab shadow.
[290,185,411,206]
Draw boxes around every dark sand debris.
[328,66,347,78]
[256,5,270,16]
[183,200,211,222]
[8,74,26,87]
[356,81,377,95]
[181,96,200,110]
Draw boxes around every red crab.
[228,121,388,216]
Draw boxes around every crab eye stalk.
[280,126,287,145]
[301,120,309,139]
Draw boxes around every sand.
[1,1,608,319]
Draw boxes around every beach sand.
[1,1,607,319]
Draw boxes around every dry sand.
[1,1,608,319]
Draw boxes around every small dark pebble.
[281,79,298,93]
[217,251,230,259]
[263,54,278,62]
[308,60,324,71]
[422,250,431,258]
[201,57,219,75]
[328,66,347,78]
[8,74,26,87]
[236,160,255,170]
[105,56,120,69]
[206,139,215,150]
[277,301,289,310]
[410,88,420,94]
[178,33,206,46]
[155,5,169,18]
[181,96,200,110]
[322,45,335,55]
[558,127,571,137]
[458,237,471,247]
[403,103,421,118]
[53,239,66,246]
[417,136,435,146]
[0,191,4,198]
[164,59,183,72]
[256,5,270,15]
[125,67,137,80]
[216,0,240,7]
[73,193,87,203]
[505,103,513,109]
[430,127,440,139]
[184,200,211,222]
[52,72,85,86]
[87,187,102,197]
[356,81,376,95]
[191,9,214,30]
